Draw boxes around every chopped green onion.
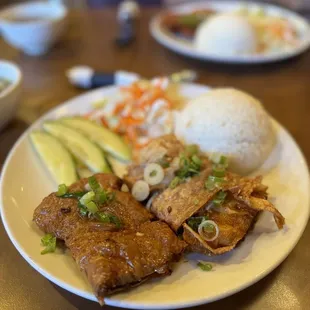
[212,166,225,178]
[213,191,227,206]
[208,175,225,183]
[219,155,228,167]
[95,212,121,228]
[205,179,216,191]
[191,154,202,166]
[80,191,95,206]
[56,184,68,197]
[205,175,225,191]
[176,152,202,180]
[40,233,56,255]
[109,214,121,228]
[96,190,107,203]
[95,211,110,223]
[162,162,170,168]
[187,216,208,231]
[158,158,170,168]
[197,261,213,271]
[88,176,100,192]
[185,144,198,156]
[85,201,99,214]
[170,176,181,189]
[60,191,88,199]
[150,170,157,177]
[78,201,88,216]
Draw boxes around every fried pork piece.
[126,135,285,256]
[125,135,210,191]
[33,174,186,305]
[152,170,285,255]
[125,135,184,191]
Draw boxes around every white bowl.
[0,1,67,56]
[0,60,22,130]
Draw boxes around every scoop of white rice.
[194,14,258,56]
[174,88,276,175]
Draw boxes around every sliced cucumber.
[30,131,78,186]
[106,155,128,178]
[60,117,132,162]
[43,121,111,174]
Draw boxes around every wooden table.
[1,8,310,310]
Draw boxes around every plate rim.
[150,0,310,64]
[1,83,310,309]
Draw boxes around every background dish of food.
[150,1,310,64]
[0,83,309,309]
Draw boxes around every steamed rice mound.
[174,88,276,175]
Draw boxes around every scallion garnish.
[191,154,202,166]
[205,155,228,191]
[208,175,225,184]
[205,179,216,191]
[185,144,198,156]
[219,155,228,167]
[56,184,68,197]
[60,191,88,199]
[212,190,227,206]
[172,151,203,188]
[205,175,225,191]
[88,175,101,192]
[197,261,213,271]
[57,176,118,225]
[212,166,226,178]
[187,216,208,232]
[78,201,88,216]
[150,170,157,177]
[95,212,121,228]
[40,233,56,255]
[170,176,181,189]
[85,201,99,214]
[158,157,170,168]
[80,191,95,206]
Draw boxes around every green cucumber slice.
[60,117,131,162]
[43,121,110,173]
[30,131,78,186]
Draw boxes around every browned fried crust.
[33,174,186,305]
[126,135,285,256]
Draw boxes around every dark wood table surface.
[1,8,310,310]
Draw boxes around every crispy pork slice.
[125,135,285,256]
[33,174,186,305]
[125,135,185,190]
[152,170,285,255]
[125,134,210,191]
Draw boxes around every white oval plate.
[150,1,310,64]
[1,84,309,309]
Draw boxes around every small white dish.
[0,1,67,56]
[0,60,22,130]
[150,1,310,64]
[0,83,309,309]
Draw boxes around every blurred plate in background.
[150,1,310,64]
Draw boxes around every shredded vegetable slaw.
[85,78,183,150]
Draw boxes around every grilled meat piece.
[126,135,285,256]
[152,169,284,255]
[125,135,185,190]
[33,174,186,305]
